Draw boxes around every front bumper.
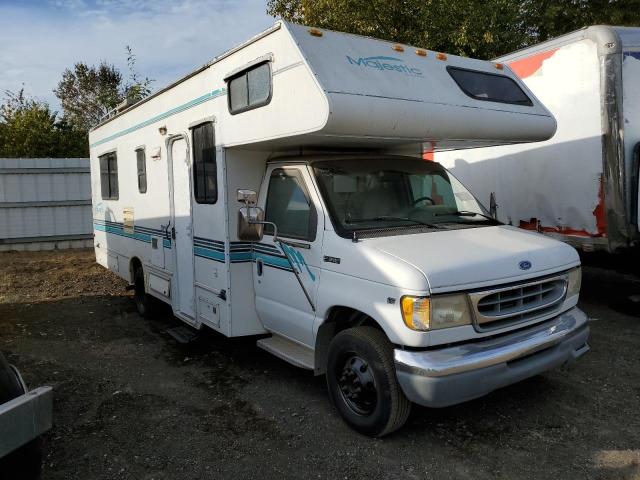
[394,307,590,408]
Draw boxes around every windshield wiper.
[434,210,499,223]
[345,216,440,229]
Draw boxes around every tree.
[0,89,88,158]
[267,0,640,59]
[54,46,153,132]
[53,62,123,132]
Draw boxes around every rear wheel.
[0,353,43,480]
[133,265,157,318]
[326,327,411,437]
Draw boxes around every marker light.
[436,53,447,61]
[392,44,405,52]
[308,28,323,37]
[415,49,427,57]
[401,296,430,331]
[495,63,504,70]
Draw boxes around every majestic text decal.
[346,55,423,77]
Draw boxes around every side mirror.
[238,206,265,242]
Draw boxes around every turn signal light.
[401,296,430,331]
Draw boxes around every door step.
[166,325,200,344]
[257,335,314,370]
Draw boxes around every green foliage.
[53,46,154,132]
[267,0,640,58]
[0,89,88,158]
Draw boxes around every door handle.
[256,258,263,276]
[171,226,176,240]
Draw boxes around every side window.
[447,66,533,106]
[192,122,217,204]
[265,169,316,241]
[99,152,118,200]
[227,62,272,114]
[136,148,147,194]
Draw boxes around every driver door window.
[264,169,316,241]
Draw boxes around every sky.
[0,0,274,112]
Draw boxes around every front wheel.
[326,327,411,437]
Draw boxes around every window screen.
[136,148,147,194]
[192,122,217,204]
[265,169,315,241]
[447,66,532,106]
[227,62,272,114]
[99,152,118,200]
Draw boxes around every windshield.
[313,157,496,237]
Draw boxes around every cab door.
[253,165,323,347]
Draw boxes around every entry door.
[170,137,195,319]
[253,166,323,347]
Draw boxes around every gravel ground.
[0,249,639,480]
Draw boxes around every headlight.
[401,294,472,331]
[567,267,581,298]
[430,294,473,330]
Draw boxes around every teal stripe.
[193,246,225,262]
[94,223,151,243]
[229,251,253,262]
[254,252,292,270]
[91,87,226,148]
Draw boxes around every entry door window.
[265,169,316,241]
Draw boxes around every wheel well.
[129,257,142,284]
[313,306,384,376]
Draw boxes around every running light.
[401,296,430,331]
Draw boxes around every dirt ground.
[0,249,639,480]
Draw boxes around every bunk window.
[227,62,272,114]
[447,66,533,106]
[192,122,217,204]
[99,152,119,200]
[136,148,147,194]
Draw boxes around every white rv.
[89,22,589,436]
[438,26,640,254]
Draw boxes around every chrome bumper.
[394,307,590,407]
[0,386,53,458]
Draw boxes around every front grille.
[469,276,568,331]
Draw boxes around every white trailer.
[437,26,640,254]
[89,22,589,436]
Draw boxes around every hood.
[368,226,579,292]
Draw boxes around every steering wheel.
[412,196,435,206]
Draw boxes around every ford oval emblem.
[519,260,532,271]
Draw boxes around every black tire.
[0,353,43,480]
[133,265,157,319]
[326,327,411,437]
[0,352,23,405]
